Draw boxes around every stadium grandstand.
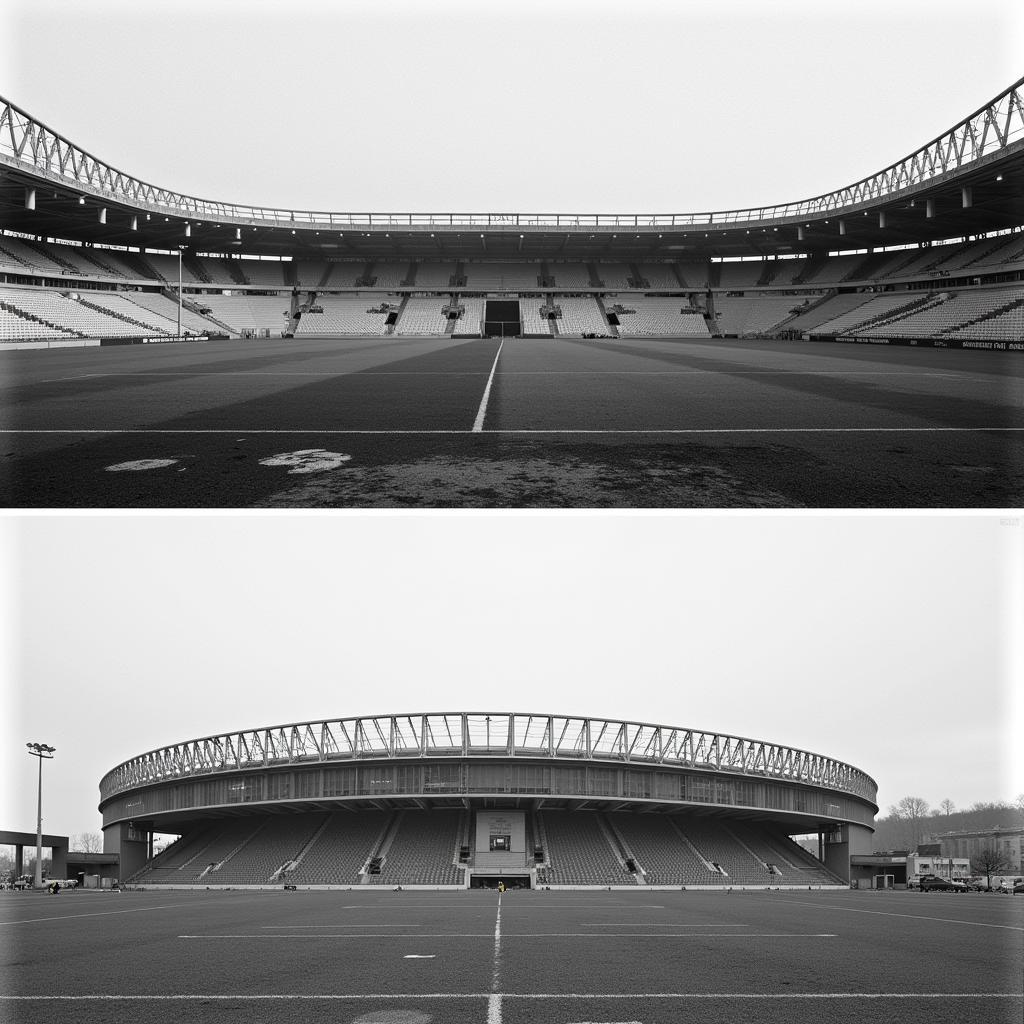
[99,712,876,890]
[0,78,1022,348]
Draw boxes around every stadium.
[100,712,876,890]
[1,78,1023,506]
[1,80,1023,344]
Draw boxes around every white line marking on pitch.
[4,427,1023,436]
[500,933,837,939]
[489,370,967,377]
[2,900,229,926]
[2,993,1019,1001]
[487,892,504,1024]
[473,338,504,432]
[39,371,493,378]
[39,373,106,383]
[507,993,1024,1000]
[491,891,503,991]
[263,924,422,928]
[179,933,491,939]
[105,458,180,472]
[403,954,436,959]
[178,932,836,939]
[751,897,1024,931]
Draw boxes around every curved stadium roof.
[2,78,1023,261]
[99,711,878,804]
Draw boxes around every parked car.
[997,876,1024,893]
[919,876,967,892]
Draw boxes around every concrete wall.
[0,830,68,882]
[824,822,874,883]
[102,822,148,880]
[474,811,527,870]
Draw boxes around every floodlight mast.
[25,742,55,890]
[177,244,185,340]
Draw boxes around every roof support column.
[24,187,35,210]
[926,198,936,219]
[962,186,973,208]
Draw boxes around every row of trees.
[875,795,1024,886]
[876,795,1024,852]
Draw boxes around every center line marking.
[489,892,503,1024]
[473,339,504,432]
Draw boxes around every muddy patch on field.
[253,452,799,508]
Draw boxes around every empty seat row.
[395,296,449,334]
[555,296,610,336]
[295,294,392,335]
[367,810,465,886]
[615,296,710,337]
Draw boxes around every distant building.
[927,826,1024,872]
[905,851,971,881]
[849,848,971,889]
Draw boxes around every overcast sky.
[3,513,1021,842]
[1,2,1021,852]
[3,0,1023,215]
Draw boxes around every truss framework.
[99,712,877,804]
[2,79,1022,232]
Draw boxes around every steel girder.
[3,78,1022,232]
[99,712,877,804]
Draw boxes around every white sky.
[1,1,1021,850]
[3,513,1021,841]
[3,0,1023,215]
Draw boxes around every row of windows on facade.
[105,765,863,824]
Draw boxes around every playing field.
[2,336,1022,507]
[3,887,1021,1024]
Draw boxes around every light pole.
[26,742,55,890]
[177,244,185,339]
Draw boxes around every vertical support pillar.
[879,211,887,229]
[926,199,936,219]
[798,227,805,242]
[962,186,973,209]
[98,208,107,225]
[25,187,36,210]
[839,220,846,236]
[130,215,138,232]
